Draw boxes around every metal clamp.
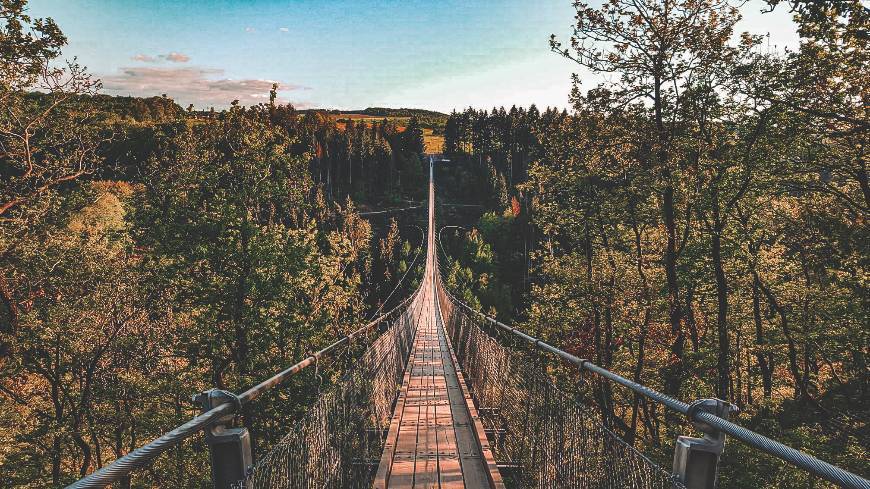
[194,389,241,422]
[673,398,737,489]
[686,398,738,441]
[193,389,251,489]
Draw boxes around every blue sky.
[28,0,800,112]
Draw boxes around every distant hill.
[301,108,448,143]
[352,107,448,119]
[301,107,448,119]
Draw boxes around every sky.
[27,0,801,112]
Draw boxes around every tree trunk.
[711,212,730,400]
[52,434,62,485]
[751,273,773,399]
[662,180,686,395]
[629,212,651,445]
[757,275,805,399]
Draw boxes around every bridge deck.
[373,289,503,489]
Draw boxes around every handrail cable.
[439,282,870,489]
[67,292,418,489]
[366,225,425,321]
[358,205,424,216]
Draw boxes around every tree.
[401,115,425,157]
[132,108,372,454]
[552,0,745,396]
[0,4,103,216]
[0,203,178,485]
[1,0,105,358]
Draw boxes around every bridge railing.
[436,281,870,489]
[437,282,685,489]
[67,292,420,489]
[234,288,427,489]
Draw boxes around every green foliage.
[135,110,342,390]
[1,0,866,486]
[437,1,868,485]
[0,182,187,486]
[0,0,66,91]
[0,3,427,484]
[442,226,512,320]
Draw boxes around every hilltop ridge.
[300,107,448,119]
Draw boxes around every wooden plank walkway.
[373,157,504,489]
[373,284,504,489]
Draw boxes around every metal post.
[673,398,737,489]
[194,389,252,489]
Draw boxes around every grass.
[423,128,444,153]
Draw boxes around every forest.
[1,1,433,484]
[1,0,867,487]
[436,1,868,486]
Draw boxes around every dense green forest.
[1,0,867,487]
[435,1,868,486]
[0,1,430,485]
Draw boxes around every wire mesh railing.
[234,289,429,489]
[67,291,421,489]
[437,285,684,489]
[435,218,870,489]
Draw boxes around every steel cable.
[439,283,870,489]
[67,293,418,489]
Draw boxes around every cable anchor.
[193,389,252,489]
[673,398,738,489]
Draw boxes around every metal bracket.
[686,398,738,444]
[193,389,251,489]
[194,389,241,427]
[673,398,737,489]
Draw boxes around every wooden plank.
[374,296,424,489]
[436,293,506,489]
[437,386,464,489]
[396,298,420,487]
[374,215,504,488]
[415,321,438,489]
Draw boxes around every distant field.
[333,113,403,121]
[423,128,444,153]
[329,113,414,125]
[329,113,444,154]
[330,113,408,130]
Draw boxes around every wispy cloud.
[279,27,289,32]
[132,52,191,63]
[131,54,157,62]
[100,66,309,108]
[161,52,190,63]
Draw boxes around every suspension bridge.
[69,157,869,489]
